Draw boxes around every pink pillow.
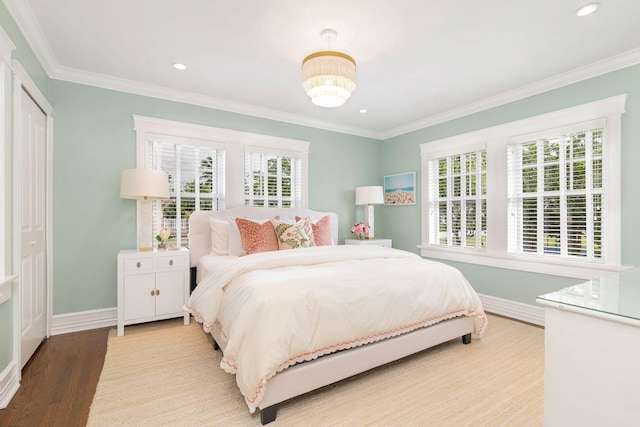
[235,218,279,255]
[296,215,333,246]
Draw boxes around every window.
[507,123,604,262]
[428,149,487,249]
[134,116,309,248]
[420,95,625,279]
[147,139,225,247]
[244,150,302,208]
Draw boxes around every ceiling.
[6,0,640,139]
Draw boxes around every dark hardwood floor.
[0,327,110,427]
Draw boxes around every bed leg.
[213,339,220,351]
[260,405,278,424]
[462,333,472,345]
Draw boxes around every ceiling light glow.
[172,62,187,70]
[359,109,368,113]
[576,2,599,17]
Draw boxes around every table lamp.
[355,186,384,239]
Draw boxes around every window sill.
[417,246,629,280]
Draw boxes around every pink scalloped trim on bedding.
[223,309,487,409]
[184,304,214,333]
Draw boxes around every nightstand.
[344,238,392,248]
[117,248,190,336]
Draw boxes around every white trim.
[11,61,53,114]
[12,61,54,372]
[383,48,640,139]
[420,247,629,281]
[50,307,117,336]
[0,26,16,66]
[0,360,19,409]
[133,115,310,209]
[1,0,57,75]
[420,96,626,275]
[6,0,640,140]
[0,275,15,305]
[480,294,545,326]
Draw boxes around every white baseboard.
[47,297,543,337]
[479,294,545,326]
[0,361,19,409]
[51,307,117,335]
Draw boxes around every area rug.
[87,314,543,426]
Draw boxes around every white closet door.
[20,88,47,368]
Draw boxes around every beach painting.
[384,171,416,205]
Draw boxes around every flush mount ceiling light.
[302,29,356,108]
[576,2,600,16]
[172,62,187,70]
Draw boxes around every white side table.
[117,248,190,336]
[344,238,392,248]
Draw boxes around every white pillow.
[208,217,230,255]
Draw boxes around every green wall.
[49,80,381,314]
[380,64,640,304]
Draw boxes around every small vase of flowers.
[351,222,370,240]
[156,227,172,249]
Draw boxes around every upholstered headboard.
[188,207,339,267]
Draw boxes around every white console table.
[537,268,640,427]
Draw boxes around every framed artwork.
[383,171,416,205]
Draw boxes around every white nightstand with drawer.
[117,248,190,336]
[344,238,392,248]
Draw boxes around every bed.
[186,207,487,424]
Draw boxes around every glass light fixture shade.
[302,51,356,108]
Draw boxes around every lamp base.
[137,199,154,251]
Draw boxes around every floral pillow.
[296,215,333,246]
[272,217,316,250]
[235,218,279,255]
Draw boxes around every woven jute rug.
[87,314,543,426]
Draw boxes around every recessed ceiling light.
[172,62,187,70]
[359,109,368,114]
[576,2,599,17]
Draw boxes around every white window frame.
[133,116,310,237]
[420,95,626,280]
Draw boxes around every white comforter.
[187,245,487,412]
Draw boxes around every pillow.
[273,217,316,250]
[235,217,279,255]
[296,215,333,246]
[208,217,230,255]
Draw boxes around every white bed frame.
[188,207,474,424]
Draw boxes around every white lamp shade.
[355,186,384,205]
[120,169,170,200]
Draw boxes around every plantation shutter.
[428,149,487,249]
[507,119,605,262]
[244,148,302,208]
[147,138,225,248]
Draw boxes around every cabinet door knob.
[169,260,174,266]
[156,289,160,296]
[150,290,155,296]
[137,262,141,268]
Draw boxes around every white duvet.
[186,245,487,412]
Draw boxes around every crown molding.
[381,47,640,140]
[5,0,640,141]
[49,65,380,139]
[2,0,58,75]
